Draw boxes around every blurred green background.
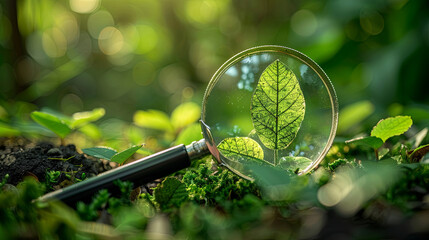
[0,0,428,140]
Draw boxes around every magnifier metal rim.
[201,45,339,179]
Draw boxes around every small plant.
[346,116,414,160]
[31,108,105,144]
[82,145,143,165]
[133,102,203,146]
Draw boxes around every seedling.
[31,108,105,145]
[133,102,202,144]
[82,145,143,165]
[346,116,413,160]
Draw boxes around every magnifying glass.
[40,45,338,206]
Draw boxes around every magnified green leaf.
[111,145,143,164]
[371,116,413,142]
[217,137,267,164]
[279,156,312,172]
[30,111,72,138]
[251,60,305,151]
[82,146,118,160]
[71,108,105,129]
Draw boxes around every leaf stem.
[274,149,279,165]
[374,148,379,161]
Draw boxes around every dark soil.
[0,137,116,188]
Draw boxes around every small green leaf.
[371,116,413,142]
[31,111,72,138]
[217,137,266,164]
[175,123,203,145]
[153,177,188,210]
[251,60,305,150]
[82,146,118,160]
[110,145,143,164]
[71,108,105,128]
[279,156,312,172]
[133,110,173,132]
[345,136,384,149]
[170,102,201,130]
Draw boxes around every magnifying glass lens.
[202,46,338,179]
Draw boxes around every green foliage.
[371,116,413,142]
[31,111,72,138]
[82,145,142,164]
[134,102,201,135]
[251,60,305,151]
[170,102,201,130]
[181,162,259,206]
[346,115,414,160]
[110,145,143,164]
[133,109,173,132]
[153,177,188,211]
[81,146,117,160]
[76,180,134,221]
[217,137,265,164]
[30,108,105,140]
[345,136,384,149]
[175,123,203,145]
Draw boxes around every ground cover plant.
[1,101,429,239]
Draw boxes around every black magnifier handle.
[38,139,209,207]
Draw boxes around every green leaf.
[217,137,266,164]
[279,156,312,172]
[153,177,188,210]
[30,111,72,138]
[175,123,203,145]
[110,145,143,164]
[0,123,20,137]
[71,108,105,129]
[78,123,102,140]
[170,102,201,130]
[371,116,413,142]
[251,59,305,150]
[82,146,118,160]
[345,136,384,149]
[133,110,173,132]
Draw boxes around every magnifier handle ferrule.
[39,142,206,207]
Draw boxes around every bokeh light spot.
[98,26,124,55]
[88,10,114,39]
[42,28,68,58]
[134,25,158,54]
[69,0,100,14]
[185,0,219,25]
[159,65,189,94]
[291,10,318,37]
[360,10,384,35]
